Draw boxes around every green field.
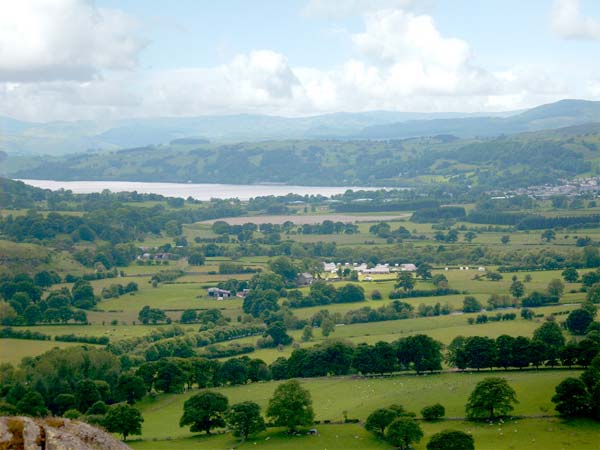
[0,338,96,365]
[123,370,597,450]
[128,419,600,450]
[135,370,579,441]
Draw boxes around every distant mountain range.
[1,99,600,155]
[358,99,600,139]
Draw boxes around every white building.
[362,264,390,274]
[323,262,337,272]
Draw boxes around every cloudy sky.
[2,0,600,121]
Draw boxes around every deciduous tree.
[226,401,266,440]
[266,380,314,432]
[180,392,229,434]
[465,377,518,420]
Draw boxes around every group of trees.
[179,380,313,439]
[0,347,144,421]
[364,376,519,448]
[552,354,600,420]
[0,192,243,245]
[137,306,169,325]
[270,335,442,379]
[365,402,475,450]
[369,222,412,240]
[0,274,94,326]
[286,282,366,308]
[448,321,600,370]
[134,356,272,392]
[101,282,138,299]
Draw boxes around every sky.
[2,0,600,121]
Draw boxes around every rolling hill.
[358,99,600,139]
[7,123,600,189]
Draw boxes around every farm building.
[297,272,314,285]
[207,287,232,299]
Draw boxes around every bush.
[63,409,81,419]
[462,296,483,313]
[371,290,382,300]
[427,430,475,450]
[421,403,445,421]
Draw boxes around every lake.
[18,179,386,201]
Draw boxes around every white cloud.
[0,0,145,82]
[353,10,469,68]
[139,50,309,117]
[0,1,592,121]
[551,0,600,40]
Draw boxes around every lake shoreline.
[17,179,397,201]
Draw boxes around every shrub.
[421,403,445,421]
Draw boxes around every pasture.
[128,419,600,450]
[134,370,579,441]
[0,338,95,365]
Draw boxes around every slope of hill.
[359,99,600,139]
[8,124,600,189]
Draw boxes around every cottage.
[400,263,417,272]
[297,272,314,286]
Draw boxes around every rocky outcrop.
[0,416,132,450]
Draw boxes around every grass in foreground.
[136,370,579,440]
[127,418,600,450]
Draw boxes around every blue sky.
[2,0,600,121]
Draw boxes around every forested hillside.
[9,125,600,188]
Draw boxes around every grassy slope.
[0,338,96,365]
[127,418,600,450]
[135,371,579,441]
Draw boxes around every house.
[207,287,232,299]
[297,272,314,286]
[323,262,337,272]
[400,263,417,272]
[362,264,390,274]
[355,263,368,272]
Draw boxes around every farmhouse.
[297,272,314,286]
[400,263,417,271]
[362,264,390,274]
[207,287,232,299]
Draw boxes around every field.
[0,338,95,365]
[125,370,597,449]
[128,419,600,450]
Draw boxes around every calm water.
[18,179,384,201]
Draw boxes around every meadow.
[0,338,96,365]
[127,418,600,450]
[125,370,595,449]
